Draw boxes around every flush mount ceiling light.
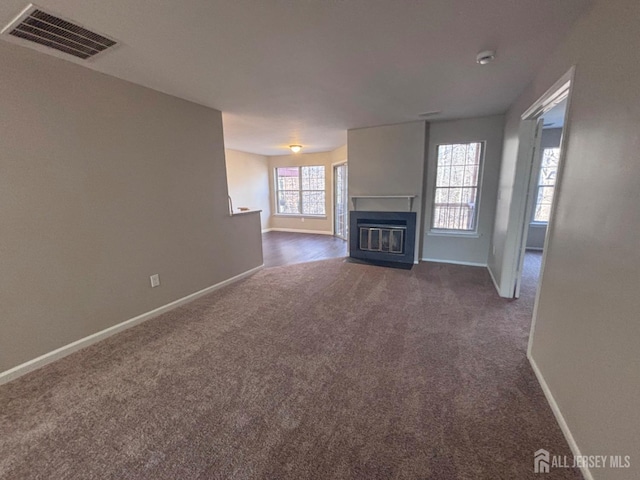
[476,50,496,65]
[289,145,302,153]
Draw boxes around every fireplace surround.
[349,211,416,267]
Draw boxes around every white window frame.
[429,141,485,235]
[274,165,326,216]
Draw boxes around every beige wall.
[348,121,427,263]
[225,149,271,230]
[422,115,504,265]
[330,144,348,164]
[0,42,262,373]
[491,1,639,477]
[268,151,336,234]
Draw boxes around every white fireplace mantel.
[350,195,418,212]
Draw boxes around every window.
[431,142,483,231]
[275,166,326,215]
[533,148,559,223]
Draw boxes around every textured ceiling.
[0,0,593,155]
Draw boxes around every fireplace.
[349,211,416,267]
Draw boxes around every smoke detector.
[476,50,496,65]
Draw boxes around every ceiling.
[0,0,593,155]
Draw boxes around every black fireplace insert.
[349,211,416,267]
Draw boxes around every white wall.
[422,115,505,266]
[491,1,640,477]
[526,128,563,250]
[225,149,271,230]
[0,41,263,373]
[348,121,427,263]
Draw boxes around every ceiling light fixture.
[476,50,496,65]
[289,145,302,153]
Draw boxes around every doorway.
[334,163,348,240]
[511,70,573,300]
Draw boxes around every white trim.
[332,162,348,239]
[266,228,333,235]
[272,214,327,219]
[261,228,273,233]
[0,264,264,386]
[350,194,418,212]
[421,258,487,267]
[427,230,481,239]
[528,67,576,352]
[514,119,545,298]
[488,264,501,294]
[502,66,576,300]
[529,355,593,480]
[522,76,572,120]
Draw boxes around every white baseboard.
[261,228,272,233]
[529,355,592,480]
[421,257,487,267]
[0,264,264,386]
[266,228,333,235]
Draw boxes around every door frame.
[500,67,575,302]
[513,118,545,298]
[332,160,348,240]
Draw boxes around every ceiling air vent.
[1,4,116,60]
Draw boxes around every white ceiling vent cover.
[1,4,116,60]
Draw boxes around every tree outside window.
[275,166,325,215]
[533,148,559,223]
[431,142,484,231]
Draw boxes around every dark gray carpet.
[0,255,581,479]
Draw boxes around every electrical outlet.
[492,245,496,256]
[301,217,305,222]
[150,274,160,288]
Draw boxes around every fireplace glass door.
[359,225,405,254]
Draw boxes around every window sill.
[427,230,481,239]
[529,221,549,227]
[274,214,327,219]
